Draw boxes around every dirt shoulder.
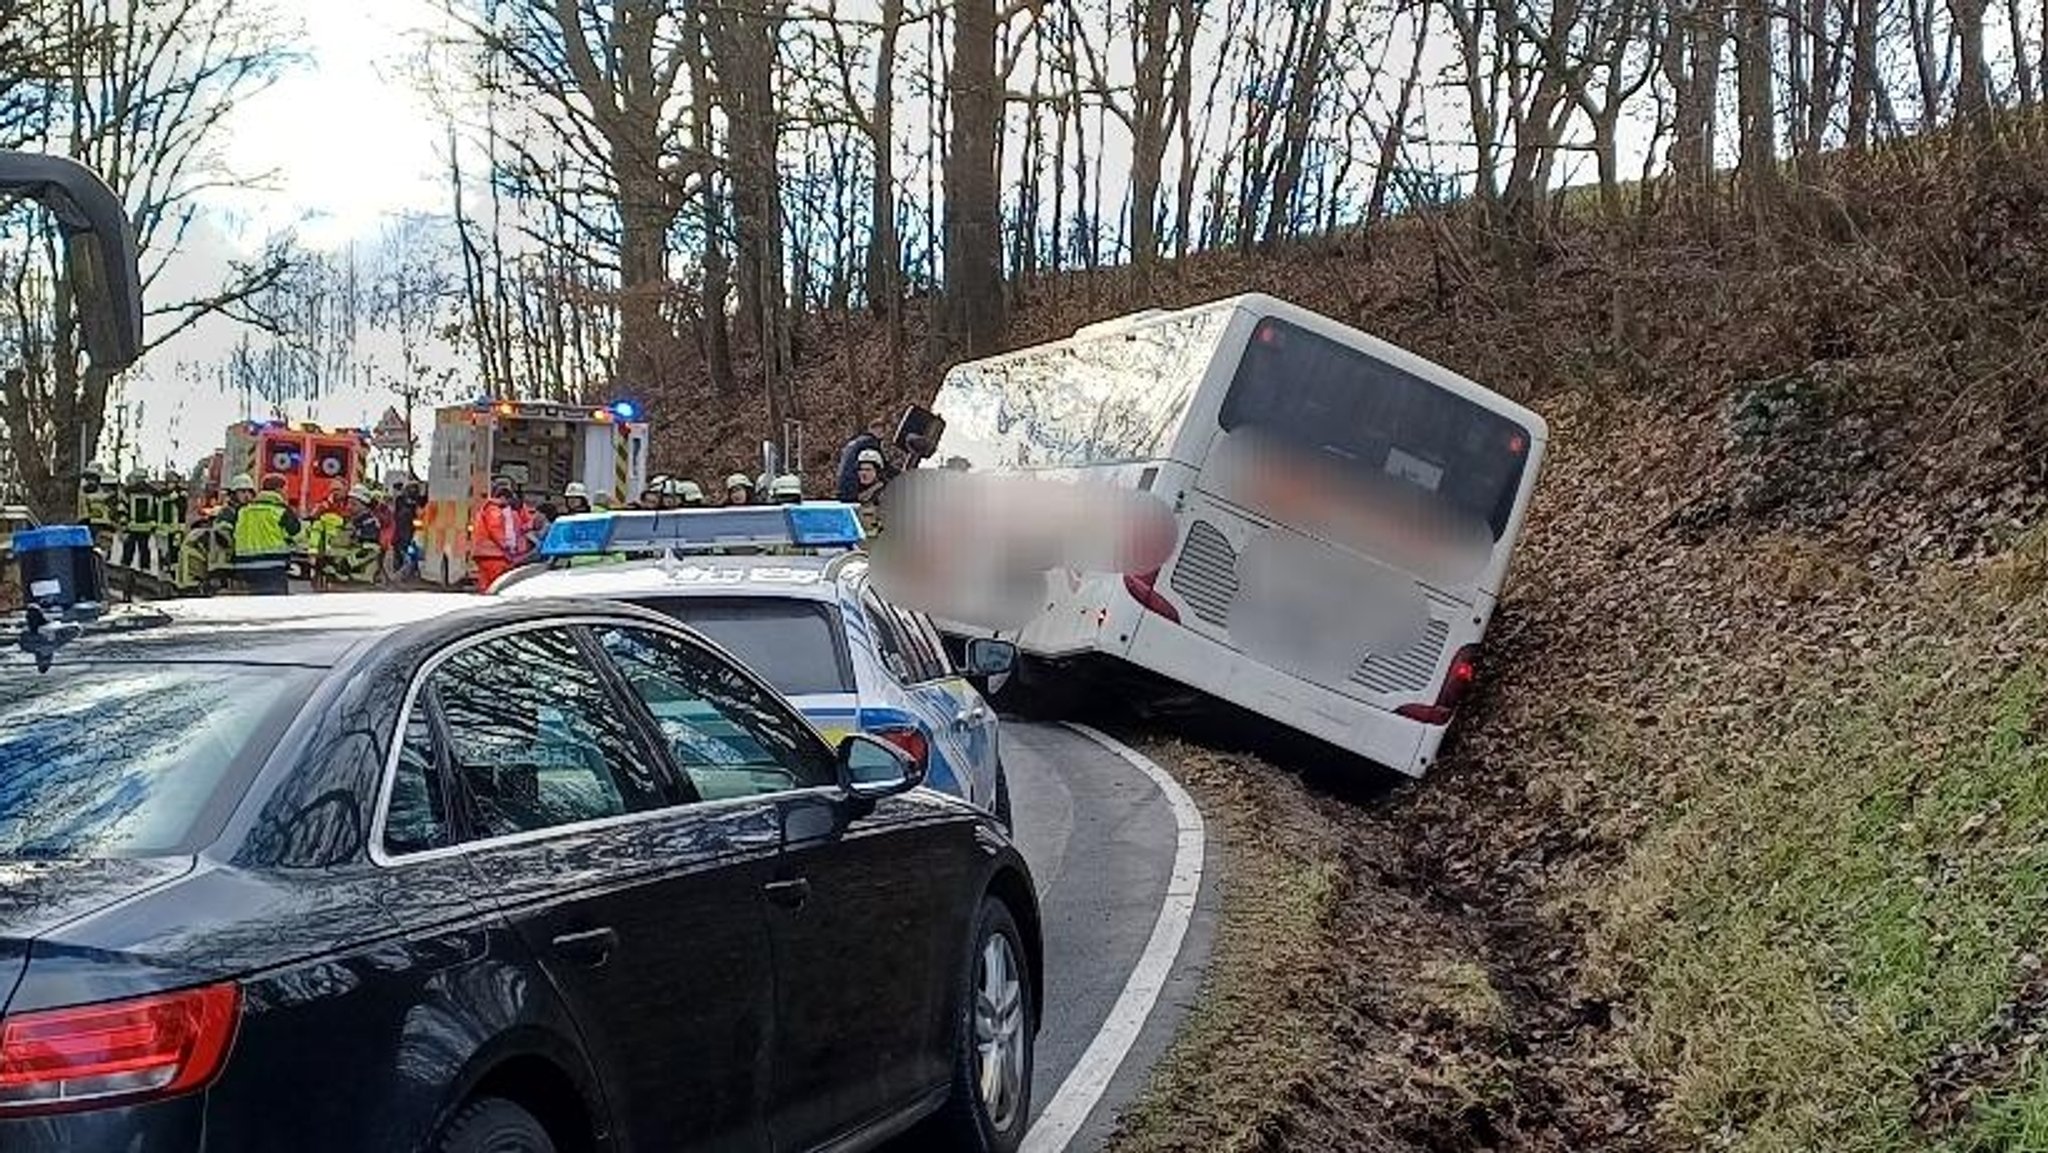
[1103,737,1660,1153]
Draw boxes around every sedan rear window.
[0,665,314,858]
[632,597,853,697]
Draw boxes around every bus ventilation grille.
[1167,518,1451,697]
[1168,520,1238,627]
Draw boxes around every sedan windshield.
[0,664,316,859]
[631,597,853,697]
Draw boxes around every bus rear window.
[1220,318,1531,539]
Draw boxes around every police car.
[492,503,1020,826]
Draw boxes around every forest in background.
[5,0,2048,515]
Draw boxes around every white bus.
[908,292,1548,777]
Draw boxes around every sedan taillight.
[0,983,241,1114]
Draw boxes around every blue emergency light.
[610,400,639,421]
[538,502,865,560]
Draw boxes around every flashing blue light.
[535,502,865,561]
[539,513,616,557]
[610,400,639,421]
[786,503,864,547]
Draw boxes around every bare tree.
[940,0,1007,360]
[0,0,293,522]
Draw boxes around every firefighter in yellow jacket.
[218,474,299,595]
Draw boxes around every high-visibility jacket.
[122,486,160,533]
[158,489,188,534]
[231,492,297,569]
[79,486,114,528]
[177,522,215,591]
[469,499,534,562]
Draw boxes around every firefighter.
[836,422,893,502]
[468,474,534,591]
[677,479,706,507]
[724,473,756,506]
[118,469,160,572]
[156,472,188,574]
[219,474,300,595]
[78,463,116,551]
[175,488,223,597]
[853,448,888,535]
[768,474,804,504]
[562,482,593,516]
[341,485,385,584]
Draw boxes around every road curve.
[886,721,1218,1152]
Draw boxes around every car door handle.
[549,927,617,968]
[763,878,810,910]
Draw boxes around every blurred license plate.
[1232,533,1427,685]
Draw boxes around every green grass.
[1592,607,2048,1151]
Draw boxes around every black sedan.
[0,593,1041,1152]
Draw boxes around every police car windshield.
[632,597,852,697]
[0,664,315,858]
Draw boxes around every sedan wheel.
[433,1097,556,1153]
[975,932,1028,1130]
[926,897,1036,1152]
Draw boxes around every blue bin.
[14,525,106,611]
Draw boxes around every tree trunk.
[1949,0,1990,119]
[1368,7,1431,231]
[684,3,735,394]
[940,0,1006,361]
[707,0,791,405]
[1129,0,1174,282]
[1847,0,1879,147]
[1262,0,1334,247]
[865,0,904,316]
[1736,0,1778,228]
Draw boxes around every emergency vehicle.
[419,398,650,587]
[218,419,374,517]
[494,502,1019,826]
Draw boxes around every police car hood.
[0,856,194,1012]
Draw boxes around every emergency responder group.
[76,462,421,597]
[72,419,903,595]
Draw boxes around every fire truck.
[420,398,651,587]
[199,419,374,517]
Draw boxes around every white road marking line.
[1023,723,1207,1153]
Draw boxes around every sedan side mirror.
[962,637,1017,679]
[837,732,925,800]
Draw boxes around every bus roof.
[943,292,1548,442]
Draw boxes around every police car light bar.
[538,502,866,559]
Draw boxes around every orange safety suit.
[469,496,535,591]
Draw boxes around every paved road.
[886,721,1218,1152]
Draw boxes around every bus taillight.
[1396,644,1479,726]
[1123,569,1180,623]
